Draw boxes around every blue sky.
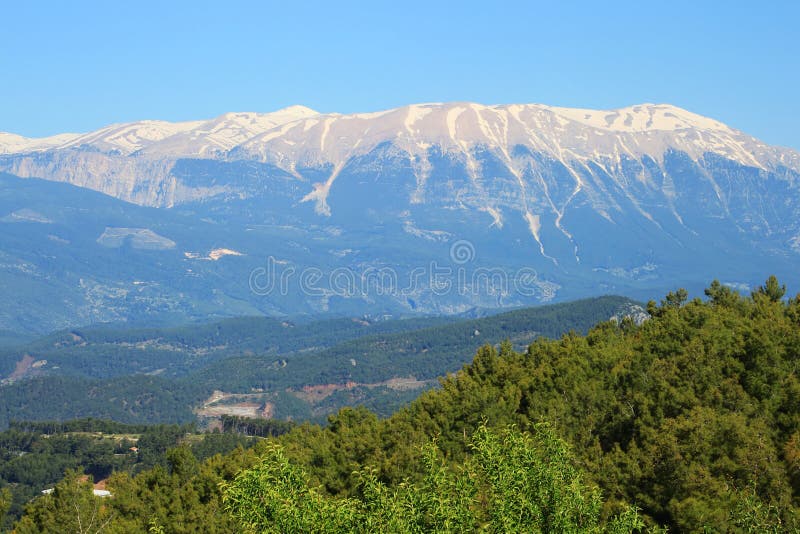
[3,1,799,149]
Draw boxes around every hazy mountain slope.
[0,173,264,333]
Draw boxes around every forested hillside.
[0,296,638,427]
[5,278,799,532]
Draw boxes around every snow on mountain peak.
[134,106,321,158]
[0,106,321,158]
[0,132,81,154]
[224,102,795,217]
[211,106,319,127]
[0,102,777,164]
[232,101,786,174]
[545,103,733,133]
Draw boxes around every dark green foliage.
[754,274,787,302]
[134,424,195,471]
[269,277,800,530]
[220,415,295,437]
[248,296,639,389]
[8,418,163,434]
[0,313,453,381]
[0,418,259,527]
[12,470,115,534]
[190,431,258,462]
[0,426,137,529]
[0,375,198,429]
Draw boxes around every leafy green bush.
[223,424,653,533]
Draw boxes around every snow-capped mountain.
[0,102,799,332]
[59,105,320,157]
[0,132,82,154]
[1,103,796,213]
[235,102,792,170]
[0,106,321,205]
[4,102,798,207]
[4,101,798,256]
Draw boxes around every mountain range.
[1,102,798,333]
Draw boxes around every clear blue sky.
[3,1,799,149]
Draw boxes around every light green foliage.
[224,424,648,533]
[0,487,11,526]
[223,442,359,532]
[471,423,608,532]
[729,485,799,533]
[13,470,114,534]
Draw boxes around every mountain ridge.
[4,102,797,165]
[2,101,797,215]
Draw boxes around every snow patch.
[404,105,434,135]
[300,162,344,216]
[482,206,504,228]
[209,248,244,260]
[185,248,245,260]
[402,220,452,241]
[524,212,556,264]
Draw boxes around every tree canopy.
[9,277,800,532]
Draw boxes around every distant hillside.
[0,330,32,348]
[0,296,642,428]
[0,314,455,380]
